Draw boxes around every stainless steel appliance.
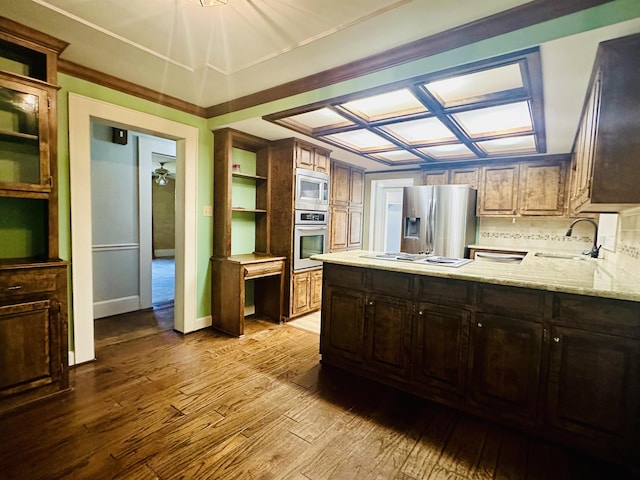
[293,210,329,271]
[401,185,477,257]
[295,168,329,211]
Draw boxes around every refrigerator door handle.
[428,197,436,253]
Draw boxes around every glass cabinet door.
[0,77,50,195]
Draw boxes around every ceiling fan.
[153,162,171,186]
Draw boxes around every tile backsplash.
[478,217,597,253]
[478,209,640,274]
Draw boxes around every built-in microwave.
[295,168,329,211]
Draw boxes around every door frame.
[69,93,199,364]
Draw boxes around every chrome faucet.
[565,218,601,258]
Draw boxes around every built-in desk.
[210,254,286,336]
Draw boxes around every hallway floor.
[152,257,175,306]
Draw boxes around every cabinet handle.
[553,336,561,343]
[477,322,483,328]
[7,285,23,291]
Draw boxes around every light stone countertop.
[312,249,640,303]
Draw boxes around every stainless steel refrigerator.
[401,185,477,257]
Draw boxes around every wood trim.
[205,0,613,117]
[0,16,68,54]
[58,59,208,117]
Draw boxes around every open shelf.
[232,172,267,181]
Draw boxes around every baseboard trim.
[93,296,140,319]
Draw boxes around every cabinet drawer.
[416,276,474,306]
[368,269,413,299]
[477,284,546,320]
[0,272,57,298]
[552,293,640,336]
[243,261,283,279]
[323,264,365,290]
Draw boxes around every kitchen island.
[312,250,640,471]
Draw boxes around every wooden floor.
[0,307,637,480]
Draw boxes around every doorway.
[369,178,414,252]
[69,93,200,365]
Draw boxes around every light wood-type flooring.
[0,306,637,480]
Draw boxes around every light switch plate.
[203,205,213,217]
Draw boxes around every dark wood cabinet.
[329,160,364,252]
[269,138,331,320]
[547,326,640,449]
[364,294,412,378]
[320,262,640,469]
[468,313,544,422]
[0,19,68,414]
[569,33,640,212]
[320,285,367,364]
[412,302,469,395]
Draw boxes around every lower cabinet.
[320,285,366,363]
[547,326,640,448]
[365,294,412,378]
[290,268,323,317]
[0,262,69,414]
[467,313,544,422]
[320,263,640,469]
[412,302,469,395]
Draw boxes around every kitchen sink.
[534,252,589,260]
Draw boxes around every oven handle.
[295,225,328,230]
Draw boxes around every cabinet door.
[330,162,350,205]
[449,167,479,189]
[468,313,544,421]
[329,206,349,251]
[413,302,470,394]
[0,79,52,195]
[320,286,366,363]
[291,271,310,316]
[547,327,639,445]
[365,294,412,378]
[294,142,315,170]
[314,149,330,174]
[422,170,448,186]
[477,164,520,215]
[347,208,363,250]
[309,269,322,310]
[0,300,53,395]
[519,160,567,215]
[349,168,364,206]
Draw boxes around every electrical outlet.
[203,205,213,217]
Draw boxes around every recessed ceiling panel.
[477,135,537,154]
[425,63,523,105]
[340,89,427,121]
[324,129,395,151]
[371,150,422,162]
[418,143,475,159]
[380,117,456,144]
[280,107,353,131]
[453,101,532,138]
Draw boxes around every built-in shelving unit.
[0,17,69,415]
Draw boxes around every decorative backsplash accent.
[478,218,595,252]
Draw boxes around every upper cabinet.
[329,160,365,252]
[423,157,569,217]
[569,33,640,213]
[0,19,67,261]
[293,139,329,174]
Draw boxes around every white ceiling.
[2,1,640,171]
